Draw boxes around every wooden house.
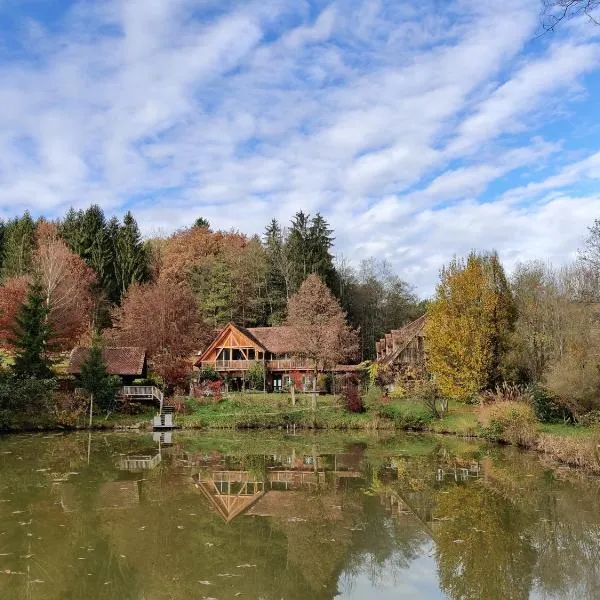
[195,323,315,391]
[375,315,427,375]
[68,346,148,385]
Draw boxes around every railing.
[122,386,164,414]
[200,359,312,371]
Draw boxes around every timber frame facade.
[195,323,315,392]
[375,315,427,375]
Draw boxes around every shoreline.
[2,405,598,475]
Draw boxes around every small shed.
[68,346,148,385]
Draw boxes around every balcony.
[200,359,312,371]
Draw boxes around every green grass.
[430,401,480,435]
[538,422,596,438]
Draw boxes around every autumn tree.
[425,252,516,401]
[108,278,209,388]
[0,276,28,345]
[34,223,96,349]
[12,279,53,379]
[286,274,359,407]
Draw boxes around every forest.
[1,204,599,434]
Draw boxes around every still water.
[0,430,599,599]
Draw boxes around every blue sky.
[1,0,600,293]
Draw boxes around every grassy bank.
[3,391,599,474]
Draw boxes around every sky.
[1,0,600,295]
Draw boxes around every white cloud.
[0,0,599,294]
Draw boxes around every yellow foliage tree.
[425,252,516,401]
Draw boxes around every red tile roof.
[68,347,146,376]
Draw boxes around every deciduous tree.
[425,252,516,401]
[108,278,209,387]
[286,274,359,377]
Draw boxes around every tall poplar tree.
[12,279,53,379]
[425,251,516,400]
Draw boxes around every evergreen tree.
[308,213,336,288]
[193,217,210,229]
[79,335,118,422]
[287,211,311,291]
[0,220,5,276]
[12,279,53,379]
[114,212,149,302]
[1,212,36,281]
[263,219,289,323]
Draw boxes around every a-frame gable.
[196,323,266,364]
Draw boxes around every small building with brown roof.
[68,346,148,385]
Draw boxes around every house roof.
[377,314,426,366]
[243,326,295,354]
[68,346,147,376]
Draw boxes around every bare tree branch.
[541,1,600,32]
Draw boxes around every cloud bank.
[0,0,599,293]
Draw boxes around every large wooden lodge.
[195,323,314,392]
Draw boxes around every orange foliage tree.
[108,278,209,388]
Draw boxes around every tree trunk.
[88,392,94,429]
[311,375,317,411]
[291,384,296,407]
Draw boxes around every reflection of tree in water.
[434,484,537,600]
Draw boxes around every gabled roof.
[68,347,146,376]
[196,323,296,364]
[377,314,426,366]
[244,326,295,354]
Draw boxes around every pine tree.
[308,213,336,288]
[79,335,118,424]
[12,279,53,379]
[287,211,311,292]
[193,217,210,229]
[114,212,149,302]
[263,219,289,323]
[1,212,36,281]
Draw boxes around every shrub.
[245,361,265,391]
[478,401,537,447]
[578,410,600,428]
[480,382,533,405]
[198,366,220,382]
[530,384,572,423]
[340,374,364,413]
[363,385,383,410]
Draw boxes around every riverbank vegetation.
[0,206,599,476]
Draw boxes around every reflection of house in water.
[436,462,481,482]
[117,453,161,471]
[190,451,363,523]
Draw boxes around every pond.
[0,430,599,599]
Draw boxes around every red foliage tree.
[0,276,28,347]
[108,278,210,387]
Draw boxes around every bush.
[478,401,537,447]
[480,382,532,405]
[245,361,265,391]
[340,374,364,413]
[530,384,572,424]
[198,366,220,382]
[578,410,600,428]
[363,385,383,410]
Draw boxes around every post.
[88,393,94,429]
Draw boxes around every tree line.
[424,221,600,420]
[0,205,420,390]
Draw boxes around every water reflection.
[0,431,599,599]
